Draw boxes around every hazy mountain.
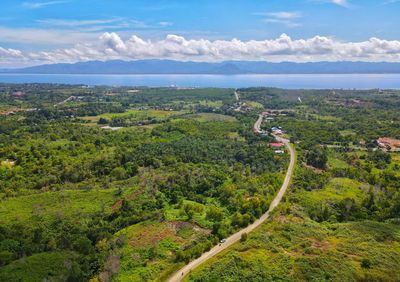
[4,60,400,74]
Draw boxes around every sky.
[1,0,400,67]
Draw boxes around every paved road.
[253,114,263,133]
[233,91,242,112]
[167,116,296,282]
[234,90,240,101]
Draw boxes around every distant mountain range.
[3,60,400,74]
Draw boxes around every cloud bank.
[2,33,400,67]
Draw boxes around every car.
[220,238,226,243]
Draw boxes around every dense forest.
[0,84,399,281]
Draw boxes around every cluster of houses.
[231,101,253,112]
[271,126,284,135]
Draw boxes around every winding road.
[167,114,296,282]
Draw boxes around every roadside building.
[12,90,25,97]
[270,143,284,148]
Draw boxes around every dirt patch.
[128,223,176,248]
[311,239,332,252]
[275,215,304,224]
[303,162,324,173]
[112,199,123,210]
[128,221,210,249]
[378,137,400,151]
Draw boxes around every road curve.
[167,115,296,282]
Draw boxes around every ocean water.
[0,73,400,89]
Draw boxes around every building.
[270,143,284,148]
[12,90,25,97]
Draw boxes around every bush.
[361,258,371,269]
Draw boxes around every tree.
[206,206,224,222]
[97,117,109,125]
[306,146,328,169]
[361,258,371,269]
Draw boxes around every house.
[12,90,25,97]
[270,143,284,148]
[271,126,283,135]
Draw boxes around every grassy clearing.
[0,251,79,282]
[181,113,237,122]
[186,213,400,282]
[113,220,210,282]
[310,114,341,121]
[340,129,357,137]
[81,109,185,124]
[243,101,264,109]
[327,150,350,169]
[0,187,131,225]
[198,100,224,107]
[297,177,368,206]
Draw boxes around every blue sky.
[0,0,400,66]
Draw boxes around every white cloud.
[263,12,302,19]
[22,1,69,9]
[0,47,24,58]
[309,0,350,7]
[36,18,122,27]
[256,11,302,28]
[331,0,350,7]
[0,26,99,46]
[2,33,400,67]
[159,21,173,27]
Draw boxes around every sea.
[0,73,400,89]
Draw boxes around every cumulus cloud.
[2,33,400,66]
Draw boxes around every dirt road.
[167,117,295,282]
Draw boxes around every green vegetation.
[0,84,285,281]
[1,84,400,281]
[186,87,400,282]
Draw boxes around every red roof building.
[270,143,284,148]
